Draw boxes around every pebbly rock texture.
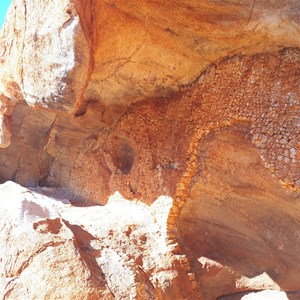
[0,0,300,299]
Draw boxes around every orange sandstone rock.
[0,0,299,299]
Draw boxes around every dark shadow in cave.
[0,101,56,187]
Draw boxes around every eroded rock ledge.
[0,0,299,299]
[0,49,299,203]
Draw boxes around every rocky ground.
[0,181,195,299]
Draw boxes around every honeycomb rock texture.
[0,0,300,299]
[0,49,298,203]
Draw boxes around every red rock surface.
[0,0,299,299]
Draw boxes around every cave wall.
[0,49,299,204]
[0,0,300,299]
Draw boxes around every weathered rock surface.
[0,49,298,203]
[0,182,111,300]
[0,0,91,111]
[218,290,300,300]
[0,181,195,299]
[83,0,300,108]
[0,0,299,299]
[1,0,300,115]
[178,125,300,298]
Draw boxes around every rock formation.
[0,181,192,299]
[0,0,299,299]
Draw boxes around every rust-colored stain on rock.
[0,0,299,299]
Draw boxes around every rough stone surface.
[218,290,300,300]
[82,0,300,108]
[0,182,111,300]
[1,0,91,108]
[0,0,299,299]
[1,0,300,117]
[0,181,195,300]
[0,49,298,203]
[177,125,300,298]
